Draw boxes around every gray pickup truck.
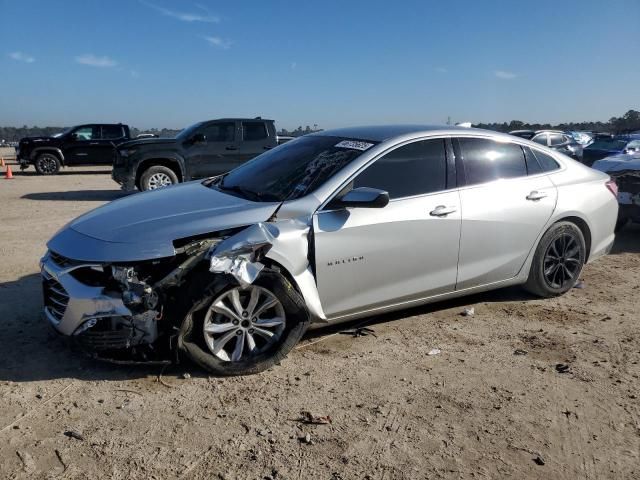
[112,117,285,191]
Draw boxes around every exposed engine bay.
[41,219,319,364]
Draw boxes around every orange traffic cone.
[0,157,4,167]
[5,165,14,179]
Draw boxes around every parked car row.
[16,117,293,191]
[509,130,584,162]
[41,125,618,374]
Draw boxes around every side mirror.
[328,187,389,209]
[191,133,206,145]
[70,133,78,141]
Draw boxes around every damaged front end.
[41,218,324,364]
[611,170,640,222]
[41,237,221,362]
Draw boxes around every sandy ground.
[1,163,639,479]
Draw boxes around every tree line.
[474,109,640,134]
[1,110,638,143]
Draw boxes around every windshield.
[54,126,75,138]
[175,122,204,141]
[213,136,376,202]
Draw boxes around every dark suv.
[112,118,279,191]
[17,124,131,174]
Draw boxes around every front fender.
[30,147,66,165]
[134,153,188,181]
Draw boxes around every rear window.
[458,138,527,186]
[242,122,268,141]
[531,149,560,172]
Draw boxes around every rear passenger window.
[242,122,268,141]
[458,138,527,186]
[549,133,565,146]
[353,139,447,199]
[531,149,560,172]
[101,125,124,139]
[523,147,542,175]
[532,134,548,145]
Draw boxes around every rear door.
[93,125,126,164]
[189,121,240,178]
[237,121,274,162]
[313,138,461,318]
[454,137,557,289]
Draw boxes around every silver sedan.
[42,125,618,375]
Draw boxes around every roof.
[312,124,479,142]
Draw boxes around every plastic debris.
[182,373,191,380]
[533,455,545,466]
[427,348,441,356]
[63,430,84,441]
[298,411,332,425]
[573,280,585,289]
[461,307,475,317]
[513,349,528,356]
[555,363,570,374]
[339,327,376,338]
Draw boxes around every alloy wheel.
[147,172,173,189]
[38,155,58,174]
[543,233,582,289]
[203,286,286,362]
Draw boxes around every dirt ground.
[1,162,639,480]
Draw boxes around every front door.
[63,125,101,165]
[313,138,461,319]
[189,121,240,178]
[454,137,558,289]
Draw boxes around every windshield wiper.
[217,183,280,202]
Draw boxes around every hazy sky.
[1,0,639,130]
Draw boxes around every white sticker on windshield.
[335,140,374,151]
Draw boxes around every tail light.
[605,178,618,198]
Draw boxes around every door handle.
[526,190,548,201]
[89,142,100,145]
[225,146,238,151]
[430,205,457,217]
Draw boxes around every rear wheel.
[524,221,586,297]
[139,165,178,191]
[34,153,61,175]
[178,271,310,376]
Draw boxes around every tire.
[178,270,310,376]
[34,153,61,175]
[524,221,586,298]
[139,165,178,191]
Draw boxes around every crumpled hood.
[48,181,280,262]
[592,153,640,173]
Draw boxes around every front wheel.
[524,221,586,298]
[178,270,310,376]
[34,153,61,175]
[139,165,178,191]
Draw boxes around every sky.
[1,0,639,131]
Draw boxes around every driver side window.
[353,139,447,199]
[73,126,98,141]
[201,122,236,142]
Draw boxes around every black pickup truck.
[17,124,131,174]
[112,118,281,191]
